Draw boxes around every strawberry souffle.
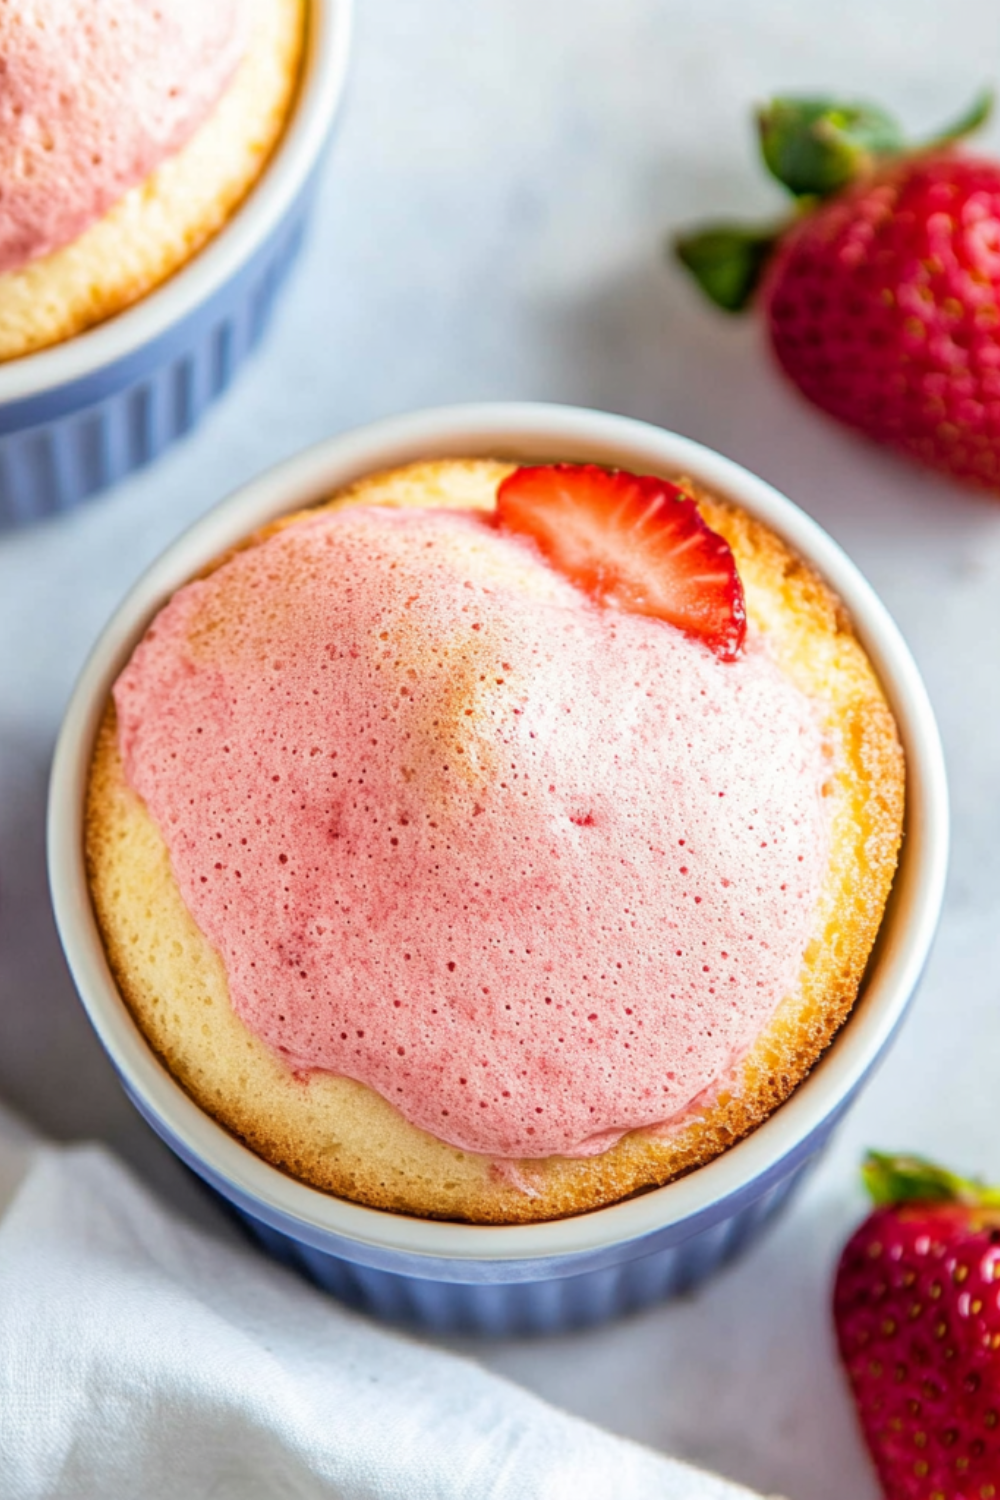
[0,0,305,361]
[85,458,905,1224]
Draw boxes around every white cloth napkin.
[0,1107,769,1499]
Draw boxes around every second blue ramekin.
[0,0,352,529]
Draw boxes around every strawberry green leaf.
[757,97,906,199]
[672,224,780,313]
[862,1150,1000,1209]
[924,85,994,147]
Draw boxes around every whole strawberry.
[674,91,1000,490]
[834,1151,1000,1498]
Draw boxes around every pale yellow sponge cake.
[0,0,306,362]
[85,459,905,1225]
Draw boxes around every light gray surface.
[2,2,1000,1496]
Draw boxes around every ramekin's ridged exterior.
[239,1166,813,1334]
[121,1067,830,1335]
[49,405,950,1338]
[0,202,311,526]
[0,0,351,529]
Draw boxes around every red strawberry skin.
[495,463,746,660]
[834,1200,1000,1498]
[764,152,1000,489]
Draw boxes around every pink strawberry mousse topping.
[0,0,245,275]
[114,503,831,1160]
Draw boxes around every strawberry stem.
[673,88,994,314]
[757,97,906,200]
[862,1150,1000,1209]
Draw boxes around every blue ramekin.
[48,404,950,1337]
[0,0,352,529]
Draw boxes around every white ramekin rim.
[0,0,353,406]
[48,402,950,1265]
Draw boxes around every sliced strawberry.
[495,463,746,660]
